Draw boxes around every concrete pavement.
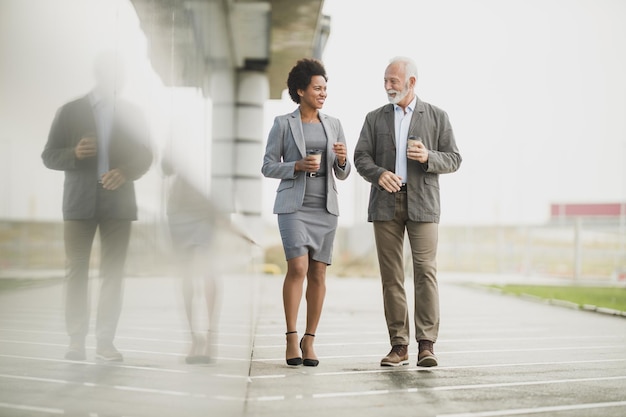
[1,273,625,416]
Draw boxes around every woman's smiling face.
[298,75,327,110]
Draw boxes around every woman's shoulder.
[319,112,342,125]
[273,109,299,123]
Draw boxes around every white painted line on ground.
[0,328,65,336]
[249,358,626,379]
[436,400,626,417]
[0,401,64,414]
[429,375,626,391]
[0,373,213,399]
[0,335,250,350]
[0,374,69,385]
[113,385,194,397]
[0,354,188,373]
[246,375,626,402]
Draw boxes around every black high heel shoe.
[285,331,303,366]
[300,333,319,367]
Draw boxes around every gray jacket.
[42,95,152,220]
[354,98,461,223]
[262,109,351,215]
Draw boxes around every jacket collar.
[288,108,329,157]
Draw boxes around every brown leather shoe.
[417,340,438,367]
[380,345,409,367]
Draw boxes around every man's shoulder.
[367,103,393,117]
[54,95,90,120]
[417,98,448,116]
[60,95,89,110]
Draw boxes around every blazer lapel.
[319,112,333,146]
[288,109,306,158]
[383,104,396,148]
[408,97,425,137]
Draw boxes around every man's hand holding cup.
[75,134,97,160]
[407,136,428,163]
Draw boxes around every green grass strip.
[489,284,626,312]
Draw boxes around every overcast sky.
[264,0,626,226]
[1,0,625,227]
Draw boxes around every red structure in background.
[550,202,626,220]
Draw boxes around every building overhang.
[129,0,329,99]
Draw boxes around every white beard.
[387,85,410,105]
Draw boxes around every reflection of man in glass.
[41,50,152,362]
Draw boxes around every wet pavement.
[1,273,625,416]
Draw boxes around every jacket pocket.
[424,174,439,190]
[276,179,295,192]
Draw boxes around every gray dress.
[278,123,337,264]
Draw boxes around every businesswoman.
[262,58,351,367]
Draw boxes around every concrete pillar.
[208,66,267,245]
[209,66,236,214]
[232,69,268,244]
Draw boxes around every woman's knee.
[286,256,308,279]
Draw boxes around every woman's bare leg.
[283,254,308,360]
[301,258,327,360]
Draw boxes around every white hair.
[389,56,418,82]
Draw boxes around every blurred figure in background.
[161,142,220,364]
[262,58,351,367]
[354,56,461,368]
[41,49,153,362]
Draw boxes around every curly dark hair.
[286,58,328,104]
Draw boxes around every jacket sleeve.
[261,116,298,180]
[332,119,351,180]
[41,106,83,171]
[423,110,462,174]
[353,111,387,188]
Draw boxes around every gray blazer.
[354,97,461,223]
[262,109,351,215]
[42,95,152,220]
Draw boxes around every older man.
[354,56,461,367]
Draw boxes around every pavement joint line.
[248,358,626,379]
[436,400,626,417]
[246,375,626,402]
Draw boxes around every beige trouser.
[373,192,440,346]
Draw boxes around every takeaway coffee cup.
[407,136,422,149]
[307,149,323,164]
